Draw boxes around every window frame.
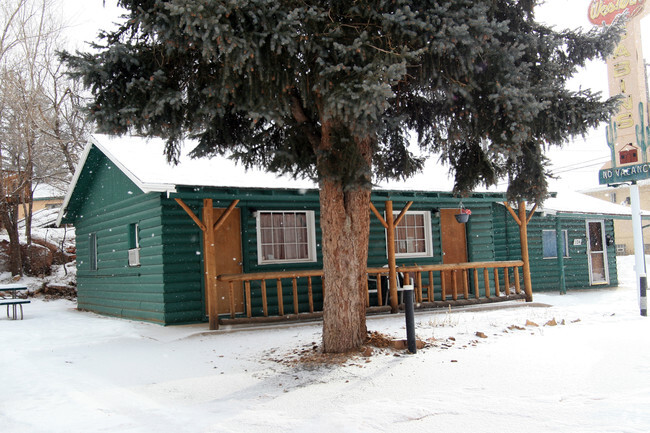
[386,210,433,259]
[256,210,317,265]
[128,223,141,267]
[89,232,98,271]
[542,229,570,259]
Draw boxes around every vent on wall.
[128,248,141,267]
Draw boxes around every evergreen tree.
[63,0,620,352]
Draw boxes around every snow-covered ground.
[1,256,649,433]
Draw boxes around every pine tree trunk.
[319,179,371,353]
[316,119,373,353]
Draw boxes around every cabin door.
[211,208,244,315]
[586,220,609,285]
[440,209,469,294]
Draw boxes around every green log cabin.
[57,135,629,327]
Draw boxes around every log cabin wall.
[492,203,618,291]
[70,150,170,324]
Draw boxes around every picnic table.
[0,284,30,320]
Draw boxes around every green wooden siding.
[75,193,169,323]
[491,204,618,291]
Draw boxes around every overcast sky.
[60,0,650,193]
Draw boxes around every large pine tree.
[64,0,620,352]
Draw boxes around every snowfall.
[1,249,650,433]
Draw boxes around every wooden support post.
[518,202,534,302]
[307,276,314,313]
[494,268,501,296]
[462,270,469,300]
[276,279,284,317]
[504,201,536,302]
[504,267,510,296]
[202,199,219,330]
[428,271,434,301]
[261,280,268,316]
[473,269,480,299]
[245,281,252,318]
[176,198,240,329]
[451,270,458,301]
[441,271,447,300]
[416,271,423,302]
[292,278,299,314]
[385,200,399,312]
[369,200,413,313]
[229,281,236,318]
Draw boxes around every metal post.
[403,285,416,353]
[630,183,647,314]
[641,275,648,317]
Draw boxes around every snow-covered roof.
[58,134,642,225]
[33,183,66,199]
[539,190,649,217]
[78,134,458,192]
[84,134,319,192]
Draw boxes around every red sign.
[588,0,646,25]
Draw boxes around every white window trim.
[256,210,317,265]
[385,210,433,259]
[542,229,570,259]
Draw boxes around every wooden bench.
[0,299,31,320]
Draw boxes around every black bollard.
[641,275,647,317]
[403,286,416,353]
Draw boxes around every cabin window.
[128,223,141,267]
[256,211,317,264]
[89,233,98,271]
[390,211,433,258]
[542,230,569,258]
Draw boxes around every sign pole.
[630,182,647,315]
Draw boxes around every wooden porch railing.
[366,260,524,308]
[218,269,325,320]
[217,260,525,324]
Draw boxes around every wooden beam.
[393,201,414,227]
[175,198,206,231]
[213,199,240,232]
[503,201,521,226]
[369,202,388,228]
[526,203,538,225]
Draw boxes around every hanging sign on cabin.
[592,1,650,184]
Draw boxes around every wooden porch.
[176,196,536,329]
[216,260,526,326]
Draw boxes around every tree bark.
[1,201,23,276]
[317,121,373,353]
[319,178,371,353]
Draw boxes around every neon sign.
[588,0,646,25]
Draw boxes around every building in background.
[584,181,650,254]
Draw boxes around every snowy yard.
[2,256,649,433]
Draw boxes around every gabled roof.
[56,134,320,225]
